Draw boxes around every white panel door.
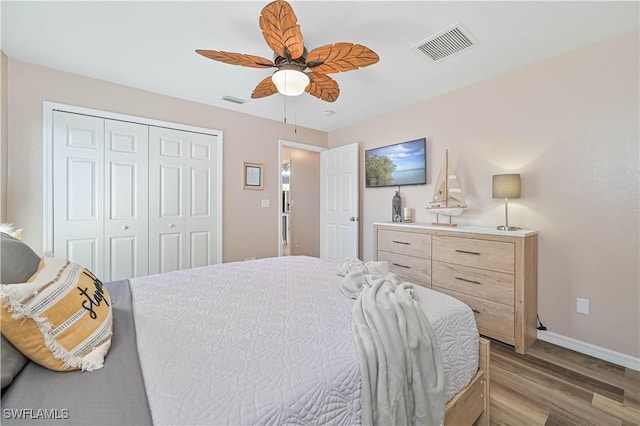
[149,127,187,274]
[149,127,219,273]
[104,119,149,281]
[185,131,219,269]
[52,111,105,277]
[320,143,359,261]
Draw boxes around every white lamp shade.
[272,69,310,96]
[492,174,521,198]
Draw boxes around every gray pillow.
[1,232,40,389]
[1,336,28,389]
[1,232,41,284]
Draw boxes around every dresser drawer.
[377,250,431,286]
[434,287,515,344]
[432,261,514,306]
[377,229,431,259]
[432,236,514,274]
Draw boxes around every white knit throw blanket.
[338,258,446,426]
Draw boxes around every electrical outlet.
[576,298,590,315]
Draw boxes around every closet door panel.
[149,128,219,273]
[190,231,210,268]
[160,166,183,217]
[53,111,105,277]
[104,119,149,281]
[67,238,100,274]
[190,167,210,217]
[149,127,188,274]
[109,236,136,279]
[160,233,183,273]
[66,159,100,220]
[186,132,219,268]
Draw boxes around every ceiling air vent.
[222,95,246,104]
[413,23,478,63]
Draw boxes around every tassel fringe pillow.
[0,256,113,371]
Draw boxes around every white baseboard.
[537,330,640,371]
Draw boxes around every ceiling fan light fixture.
[272,69,309,96]
[196,0,378,102]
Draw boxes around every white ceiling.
[2,1,638,132]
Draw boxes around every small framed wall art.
[243,162,264,190]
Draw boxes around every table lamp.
[492,174,521,231]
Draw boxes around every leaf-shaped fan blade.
[251,76,279,99]
[305,72,339,102]
[196,50,275,68]
[306,43,379,74]
[259,0,304,60]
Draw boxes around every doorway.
[281,159,291,256]
[278,141,325,257]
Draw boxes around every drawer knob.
[455,276,482,285]
[392,263,411,269]
[392,240,411,245]
[455,249,481,256]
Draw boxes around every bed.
[1,235,489,425]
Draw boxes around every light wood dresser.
[374,222,538,354]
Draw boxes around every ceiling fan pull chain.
[283,91,287,124]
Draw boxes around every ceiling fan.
[196,0,379,103]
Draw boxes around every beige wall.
[5,59,327,262]
[329,31,640,358]
[285,148,320,257]
[1,52,7,222]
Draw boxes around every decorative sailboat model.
[427,149,467,226]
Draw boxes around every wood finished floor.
[489,339,640,426]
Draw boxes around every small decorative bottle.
[392,191,402,222]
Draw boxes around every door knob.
[168,224,175,228]
[349,216,359,222]
[121,225,129,230]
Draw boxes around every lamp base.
[496,225,521,231]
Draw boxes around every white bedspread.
[129,256,478,425]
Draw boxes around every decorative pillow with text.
[0,256,112,372]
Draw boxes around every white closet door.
[186,131,219,268]
[52,111,105,277]
[104,119,149,281]
[149,127,219,274]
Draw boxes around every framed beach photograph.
[243,162,263,190]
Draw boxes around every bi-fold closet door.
[52,110,218,281]
[148,127,218,275]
